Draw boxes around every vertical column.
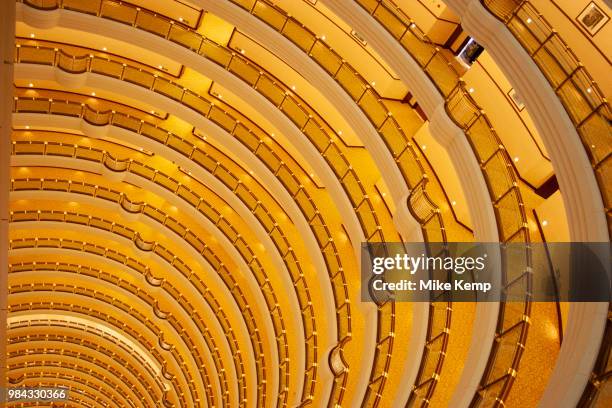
[0,1,15,405]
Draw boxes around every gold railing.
[7,352,142,406]
[10,209,219,406]
[16,36,376,393]
[7,279,192,407]
[480,0,612,403]
[17,41,358,394]
[8,237,219,406]
[19,0,451,402]
[480,0,611,228]
[10,138,301,407]
[9,304,169,393]
[351,0,534,405]
[15,29,362,393]
[12,93,336,405]
[9,222,251,405]
[8,339,158,403]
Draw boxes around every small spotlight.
[179,17,184,22]
[451,200,456,206]
[514,157,519,162]
[28,83,33,87]
[30,33,35,38]
[102,47,107,51]
[526,18,532,24]
[291,85,296,90]
[468,87,475,93]
[542,220,548,227]
[320,35,326,40]
[91,92,96,96]
[422,145,427,150]
[25,125,30,129]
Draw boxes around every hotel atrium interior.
[0,0,610,406]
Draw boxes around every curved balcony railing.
[11,176,264,404]
[8,336,160,403]
[9,260,229,405]
[16,36,361,399]
[9,307,169,394]
[7,287,192,407]
[10,233,256,405]
[349,0,534,405]
[9,282,191,404]
[481,0,611,231]
[9,235,216,407]
[10,165,281,406]
[12,106,328,406]
[480,1,612,403]
[9,237,225,405]
[20,1,453,402]
[13,83,357,405]
[7,356,139,406]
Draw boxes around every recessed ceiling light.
[526,18,532,24]
[422,145,427,150]
[291,85,296,90]
[514,157,519,162]
[91,92,96,96]
[451,200,456,206]
[320,35,326,40]
[240,49,245,54]
[30,33,35,38]
[587,87,592,93]
[158,65,163,69]
[542,220,548,226]
[102,47,107,51]
[179,17,184,22]
[468,87,475,93]
[28,83,33,87]
[25,125,30,129]
[371,81,376,86]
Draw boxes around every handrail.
[13,73,353,404]
[7,355,144,406]
[12,99,337,406]
[349,0,534,405]
[479,0,611,228]
[7,294,192,406]
[20,1,452,403]
[10,151,294,406]
[8,330,164,401]
[8,306,167,390]
[10,175,265,402]
[10,260,230,404]
[479,0,612,403]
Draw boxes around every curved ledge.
[445,2,609,407]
